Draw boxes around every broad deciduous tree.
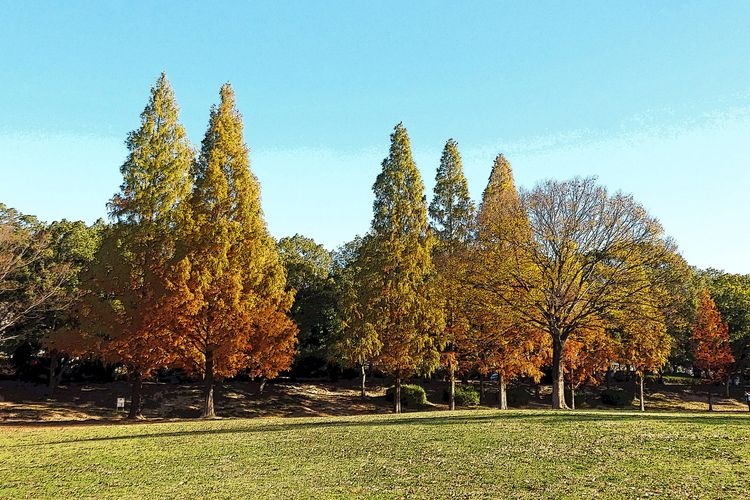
[278,234,338,376]
[0,205,77,345]
[691,289,734,411]
[482,176,675,409]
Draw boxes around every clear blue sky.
[1,1,748,273]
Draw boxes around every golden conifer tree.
[168,84,297,418]
[358,123,445,413]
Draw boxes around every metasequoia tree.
[167,84,297,418]
[89,73,193,418]
[691,289,734,411]
[428,138,475,410]
[468,155,547,409]
[357,123,445,413]
[485,176,675,409]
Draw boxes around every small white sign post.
[116,397,126,412]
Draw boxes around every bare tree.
[477,177,675,409]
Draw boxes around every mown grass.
[1,410,749,498]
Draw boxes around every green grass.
[2,410,749,498]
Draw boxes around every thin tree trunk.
[128,372,143,420]
[551,334,569,410]
[639,373,645,412]
[449,366,456,411]
[54,357,65,393]
[572,387,576,410]
[360,364,367,398]
[726,375,731,398]
[259,376,267,394]
[479,373,485,405]
[534,383,541,400]
[394,377,401,414]
[708,387,713,412]
[498,374,507,410]
[202,350,216,418]
[48,350,59,396]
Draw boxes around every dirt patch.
[2,378,748,426]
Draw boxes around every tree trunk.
[551,334,569,409]
[639,373,645,412]
[202,350,216,418]
[479,373,485,405]
[534,383,541,400]
[48,350,59,396]
[360,364,367,398]
[128,372,143,420]
[394,377,401,414]
[726,375,731,398]
[259,376,267,394]
[708,387,713,412]
[498,374,507,410]
[569,385,575,410]
[54,357,65,392]
[449,367,456,411]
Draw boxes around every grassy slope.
[1,410,749,499]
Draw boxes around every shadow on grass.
[7,409,750,448]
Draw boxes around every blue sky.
[1,1,748,273]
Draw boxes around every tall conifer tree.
[471,154,547,409]
[167,84,297,418]
[358,123,445,413]
[429,138,475,410]
[91,73,193,418]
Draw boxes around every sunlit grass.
[1,410,749,498]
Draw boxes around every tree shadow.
[8,409,750,448]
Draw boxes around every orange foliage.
[691,289,734,381]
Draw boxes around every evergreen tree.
[428,138,475,410]
[358,123,445,413]
[90,73,193,419]
[167,84,297,418]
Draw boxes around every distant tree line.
[1,74,748,416]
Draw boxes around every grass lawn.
[1,410,749,498]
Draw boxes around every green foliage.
[1,204,96,347]
[444,384,479,406]
[601,388,634,407]
[278,234,338,374]
[385,384,428,407]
